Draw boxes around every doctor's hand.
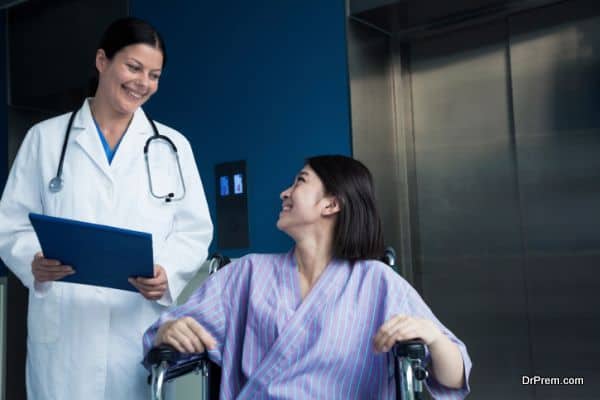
[154,316,217,354]
[373,314,442,353]
[31,252,75,283]
[128,265,168,300]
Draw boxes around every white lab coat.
[0,99,213,399]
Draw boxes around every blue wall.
[131,1,351,257]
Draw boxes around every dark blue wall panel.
[130,1,351,256]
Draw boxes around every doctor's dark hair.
[306,155,384,262]
[98,17,167,67]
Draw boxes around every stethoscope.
[48,107,187,203]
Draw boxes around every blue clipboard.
[29,213,154,292]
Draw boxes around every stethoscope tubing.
[49,106,185,202]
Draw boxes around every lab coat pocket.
[139,200,175,262]
[27,286,62,343]
[140,199,175,237]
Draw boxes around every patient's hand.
[154,316,217,354]
[373,315,442,353]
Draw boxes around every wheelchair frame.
[147,341,428,400]
[146,252,430,399]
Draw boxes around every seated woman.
[143,155,472,399]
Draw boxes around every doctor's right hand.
[154,316,217,354]
[31,252,75,283]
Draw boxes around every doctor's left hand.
[128,265,168,300]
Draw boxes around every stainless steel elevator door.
[408,1,600,398]
[409,22,533,400]
[509,2,600,398]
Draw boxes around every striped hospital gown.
[143,250,472,399]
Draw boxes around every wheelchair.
[146,251,430,400]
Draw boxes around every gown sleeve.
[143,257,250,368]
[395,276,472,399]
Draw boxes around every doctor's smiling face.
[95,43,163,116]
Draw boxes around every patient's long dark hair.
[306,155,384,262]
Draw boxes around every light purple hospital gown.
[143,251,472,399]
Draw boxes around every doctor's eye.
[126,64,142,73]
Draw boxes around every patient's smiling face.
[276,166,329,235]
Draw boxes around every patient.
[143,155,472,399]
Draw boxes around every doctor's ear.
[322,197,341,216]
[95,49,109,73]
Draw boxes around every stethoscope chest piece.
[48,177,63,193]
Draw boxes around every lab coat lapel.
[240,255,350,397]
[72,100,113,182]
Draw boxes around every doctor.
[0,17,213,399]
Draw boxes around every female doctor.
[0,18,213,399]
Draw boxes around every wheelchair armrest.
[145,344,209,384]
[392,339,429,398]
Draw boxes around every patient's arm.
[373,315,465,389]
[426,328,465,389]
[155,316,217,354]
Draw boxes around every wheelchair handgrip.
[392,340,426,360]
[146,344,186,365]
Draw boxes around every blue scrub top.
[93,119,124,164]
